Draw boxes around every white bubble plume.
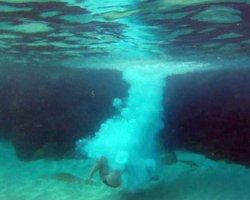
[77,69,164,190]
[75,59,214,191]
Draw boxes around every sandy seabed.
[0,140,249,200]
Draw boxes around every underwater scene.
[0,0,250,199]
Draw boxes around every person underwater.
[85,151,198,188]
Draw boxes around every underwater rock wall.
[1,66,249,167]
[164,69,250,167]
[0,65,128,161]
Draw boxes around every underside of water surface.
[0,0,250,200]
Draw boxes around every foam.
[76,66,167,190]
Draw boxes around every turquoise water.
[1,140,250,200]
[0,0,250,199]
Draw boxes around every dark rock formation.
[0,64,128,161]
[164,69,250,167]
[1,64,249,167]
